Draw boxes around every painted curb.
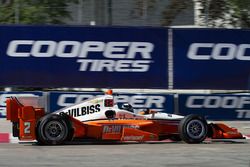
[0,133,10,143]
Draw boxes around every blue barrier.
[0,25,168,88]
[49,91,174,114]
[173,28,250,90]
[178,94,250,120]
[2,91,250,120]
[1,26,250,90]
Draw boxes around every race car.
[6,90,244,145]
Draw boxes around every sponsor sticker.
[123,135,144,140]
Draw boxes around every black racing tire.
[35,114,73,145]
[35,120,43,145]
[179,114,208,144]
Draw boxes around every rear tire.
[179,114,208,144]
[36,114,73,145]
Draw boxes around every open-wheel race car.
[6,90,245,145]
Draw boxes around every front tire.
[36,114,73,145]
[179,114,208,144]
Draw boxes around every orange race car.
[6,90,244,145]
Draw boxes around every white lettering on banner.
[77,59,151,72]
[236,110,250,118]
[187,43,250,60]
[7,40,154,72]
[186,96,250,119]
[186,96,250,109]
[57,94,102,107]
[31,41,57,57]
[57,94,166,112]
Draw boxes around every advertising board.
[49,91,174,114]
[178,94,250,120]
[173,28,250,90]
[0,25,168,88]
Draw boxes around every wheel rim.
[186,119,205,139]
[44,121,66,141]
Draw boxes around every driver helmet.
[121,103,134,113]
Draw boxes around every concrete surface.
[0,118,11,133]
[0,142,250,167]
[1,118,250,167]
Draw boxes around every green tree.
[161,0,193,26]
[0,0,78,24]
[198,0,250,28]
[131,0,193,26]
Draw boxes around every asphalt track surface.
[1,119,250,167]
[0,141,250,167]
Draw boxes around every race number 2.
[24,122,31,134]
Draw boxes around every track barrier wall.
[1,92,250,120]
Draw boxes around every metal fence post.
[14,0,20,24]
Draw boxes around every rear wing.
[6,97,23,122]
[6,97,46,140]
